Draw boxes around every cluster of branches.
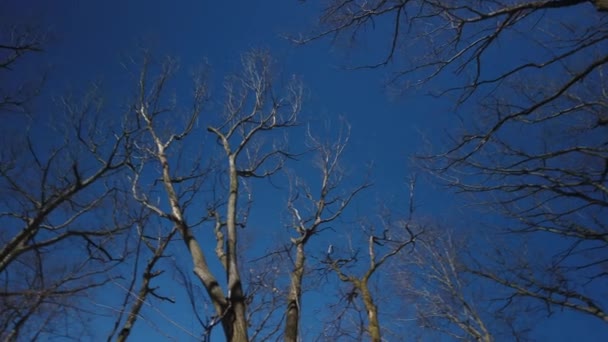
[0,25,142,340]
[304,0,608,335]
[0,25,44,114]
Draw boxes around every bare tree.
[124,50,302,342]
[245,251,288,342]
[283,120,370,342]
[396,225,535,342]
[205,50,301,341]
[409,233,493,342]
[322,224,417,342]
[322,178,419,342]
[119,53,213,341]
[108,217,180,342]
[304,0,608,326]
[0,84,136,340]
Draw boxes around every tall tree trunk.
[223,156,249,342]
[358,279,381,342]
[155,139,233,340]
[285,242,305,342]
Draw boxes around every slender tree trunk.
[358,279,381,342]
[116,265,152,342]
[155,140,233,339]
[223,156,249,342]
[285,242,305,342]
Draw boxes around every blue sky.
[2,1,608,341]
[3,0,451,186]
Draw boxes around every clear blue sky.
[3,1,607,341]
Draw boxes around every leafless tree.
[321,177,420,342]
[205,50,301,341]
[123,50,302,342]
[0,81,136,340]
[283,119,370,342]
[107,217,180,342]
[245,251,288,342]
[117,53,211,341]
[395,224,535,342]
[304,0,608,326]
